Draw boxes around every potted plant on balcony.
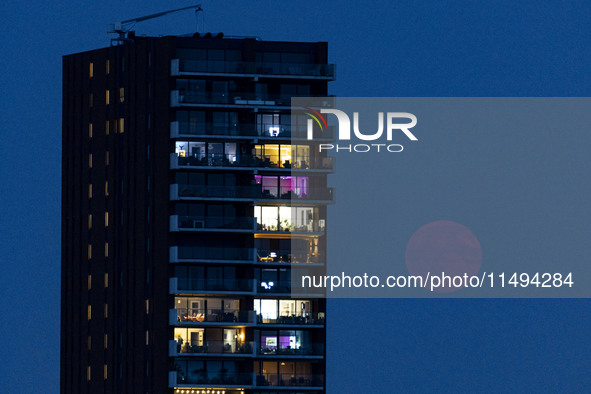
[279,219,291,232]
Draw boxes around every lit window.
[118,118,124,133]
[89,153,93,168]
[87,366,91,381]
[105,151,109,165]
[89,123,93,138]
[88,184,92,199]
[145,330,149,345]
[145,299,150,314]
[105,181,109,196]
[106,59,110,74]
[104,273,109,288]
[89,93,93,108]
[104,364,107,380]
[104,334,108,349]
[87,275,91,290]
[104,212,109,227]
[104,242,109,257]
[89,62,94,78]
[105,90,110,105]
[87,244,92,259]
[87,305,92,320]
[104,303,108,318]
[119,88,124,103]
[88,214,92,229]
[105,120,110,135]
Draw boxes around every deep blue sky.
[1,1,590,393]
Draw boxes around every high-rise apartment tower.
[62,33,334,393]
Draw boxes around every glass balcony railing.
[174,339,254,355]
[256,312,325,325]
[174,91,291,106]
[256,220,325,233]
[176,371,254,386]
[176,308,253,324]
[175,184,334,202]
[257,343,325,356]
[257,280,291,294]
[173,215,256,231]
[174,246,255,261]
[173,121,335,140]
[256,250,325,264]
[257,186,334,201]
[172,90,334,108]
[173,153,334,171]
[177,184,261,199]
[176,278,255,293]
[256,373,324,387]
[175,59,336,78]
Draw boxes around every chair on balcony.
[257,252,274,263]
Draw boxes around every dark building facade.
[62,34,334,393]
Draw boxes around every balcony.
[171,90,334,109]
[257,343,324,357]
[170,215,257,233]
[172,308,255,325]
[257,280,291,294]
[171,184,334,203]
[255,373,324,388]
[256,220,325,234]
[170,120,335,141]
[171,58,336,80]
[257,249,325,265]
[170,152,334,172]
[174,371,254,387]
[170,339,255,357]
[170,277,256,295]
[256,312,325,326]
[170,246,256,263]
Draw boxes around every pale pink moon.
[405,220,482,293]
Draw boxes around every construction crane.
[108,4,203,44]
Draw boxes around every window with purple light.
[255,175,309,199]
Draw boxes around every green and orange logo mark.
[304,107,328,132]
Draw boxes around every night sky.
[1,1,590,392]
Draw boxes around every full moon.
[405,220,482,293]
